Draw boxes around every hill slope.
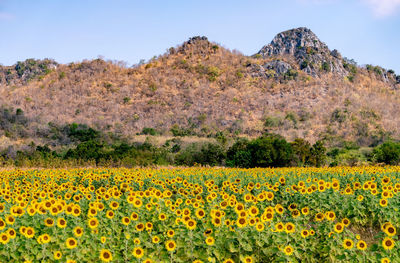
[0,28,399,149]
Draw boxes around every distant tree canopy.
[226,133,326,168]
[0,122,398,168]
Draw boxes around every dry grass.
[0,37,399,148]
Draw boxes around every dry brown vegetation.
[0,36,399,149]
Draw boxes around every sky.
[1,0,400,73]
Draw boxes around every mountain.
[0,28,399,150]
[256,27,347,76]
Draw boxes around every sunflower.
[205,236,215,246]
[25,227,35,238]
[340,218,349,227]
[283,245,293,256]
[136,223,145,232]
[121,217,130,226]
[243,256,253,263]
[66,237,77,249]
[285,222,295,234]
[301,229,309,238]
[356,240,367,251]
[167,229,175,238]
[53,251,62,260]
[381,258,391,263]
[0,233,9,244]
[385,225,396,237]
[326,211,336,221]
[5,215,15,225]
[158,213,167,221]
[275,222,285,232]
[249,206,259,217]
[73,226,84,237]
[41,234,51,244]
[195,208,205,219]
[57,218,67,228]
[255,222,265,232]
[237,217,247,228]
[165,240,177,252]
[105,210,115,219]
[88,218,99,229]
[275,204,284,214]
[343,239,354,249]
[315,213,324,222]
[99,249,113,262]
[134,238,141,245]
[301,207,309,215]
[44,218,54,227]
[110,201,119,210]
[382,237,395,250]
[0,219,6,230]
[186,219,197,230]
[152,236,160,243]
[130,212,139,221]
[101,236,107,244]
[204,229,213,236]
[380,199,388,207]
[222,259,234,263]
[334,223,344,233]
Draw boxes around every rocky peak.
[256,27,348,77]
[176,36,219,56]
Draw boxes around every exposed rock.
[263,60,292,75]
[256,27,348,77]
[177,36,216,56]
[0,58,57,85]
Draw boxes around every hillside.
[0,27,399,150]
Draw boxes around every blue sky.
[1,0,400,72]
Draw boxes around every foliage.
[372,141,400,165]
[0,167,398,262]
[141,127,158,136]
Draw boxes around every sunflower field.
[0,167,400,262]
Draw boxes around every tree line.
[1,123,400,168]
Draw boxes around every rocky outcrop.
[176,36,217,56]
[263,60,292,75]
[0,58,57,85]
[256,27,348,77]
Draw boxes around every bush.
[373,141,400,165]
[66,123,100,142]
[170,124,194,137]
[291,138,312,166]
[226,138,251,168]
[300,60,309,70]
[141,127,157,136]
[175,142,225,166]
[64,140,105,162]
[248,133,293,167]
[322,62,331,72]
[309,140,326,167]
[207,66,221,81]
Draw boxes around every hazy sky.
[1,0,400,72]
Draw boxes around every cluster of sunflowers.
[0,166,399,262]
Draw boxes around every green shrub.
[141,127,157,136]
[373,141,400,165]
[207,66,221,81]
[291,138,312,166]
[322,62,331,72]
[226,138,251,168]
[248,133,293,167]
